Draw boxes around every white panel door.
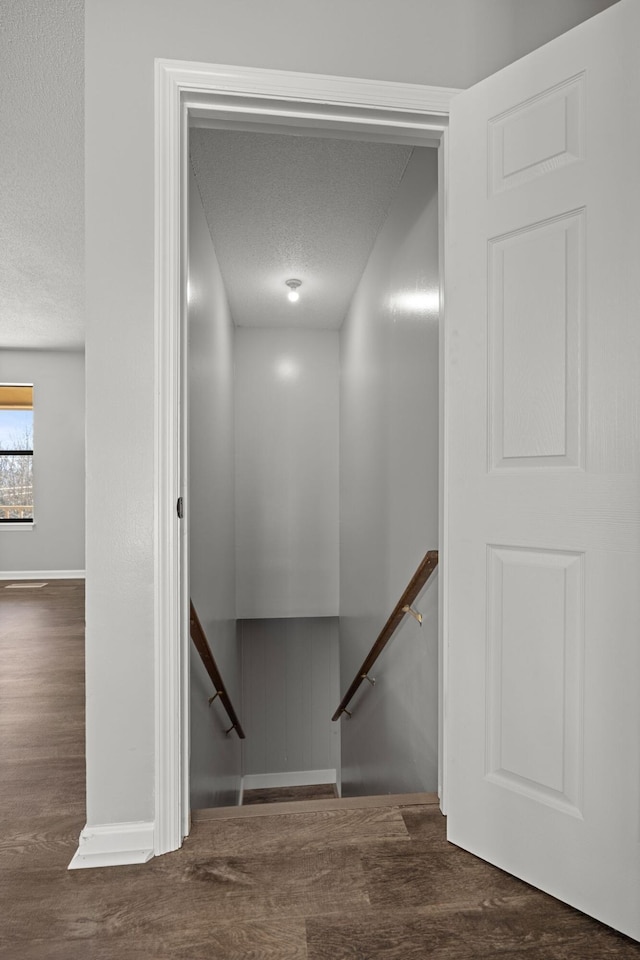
[446,0,640,940]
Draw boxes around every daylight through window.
[0,384,34,523]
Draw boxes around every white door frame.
[154,58,461,855]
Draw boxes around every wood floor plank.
[360,843,530,909]
[306,897,640,960]
[0,661,85,677]
[0,918,308,960]
[0,716,84,742]
[193,791,438,821]
[0,680,85,703]
[0,812,85,851]
[0,839,80,872]
[0,756,85,786]
[242,783,337,805]
[168,846,369,920]
[189,806,410,856]
[0,847,368,941]
[0,742,85,761]
[400,805,451,848]
[0,793,85,822]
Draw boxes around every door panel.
[446,0,640,939]
[489,208,584,468]
[485,545,584,815]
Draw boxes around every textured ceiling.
[1,2,620,350]
[0,0,84,351]
[190,130,413,329]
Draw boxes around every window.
[0,384,34,523]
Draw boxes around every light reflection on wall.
[275,357,300,381]
[389,289,440,317]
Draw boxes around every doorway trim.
[154,58,460,855]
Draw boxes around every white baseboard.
[1,570,85,581]
[68,821,155,870]
[242,768,337,791]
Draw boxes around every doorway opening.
[187,127,440,814]
[153,60,456,853]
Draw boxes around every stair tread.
[242,783,338,805]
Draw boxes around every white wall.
[188,168,241,809]
[84,0,617,828]
[235,328,339,619]
[340,148,440,796]
[0,350,84,576]
[240,617,340,779]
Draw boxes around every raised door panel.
[488,73,584,195]
[489,209,584,469]
[485,546,584,816]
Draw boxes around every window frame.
[0,383,34,526]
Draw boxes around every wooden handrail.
[332,550,439,721]
[190,600,246,738]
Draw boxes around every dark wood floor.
[242,783,338,805]
[2,579,639,959]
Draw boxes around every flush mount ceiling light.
[285,279,302,303]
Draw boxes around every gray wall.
[84,0,617,827]
[235,328,339,619]
[339,148,440,796]
[0,349,84,575]
[234,325,340,790]
[240,617,340,779]
[188,168,242,809]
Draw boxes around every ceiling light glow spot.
[286,279,302,303]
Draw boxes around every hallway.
[187,132,441,808]
[2,580,639,958]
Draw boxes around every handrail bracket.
[402,604,423,626]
